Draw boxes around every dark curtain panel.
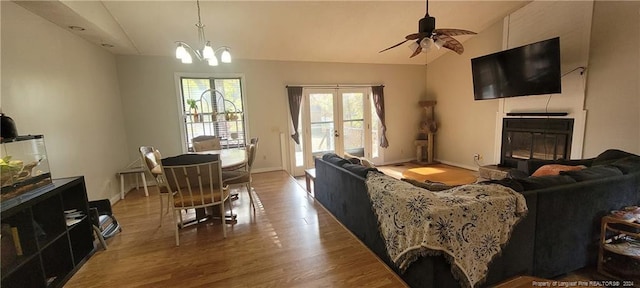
[372,85,389,148]
[287,86,303,144]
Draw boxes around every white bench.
[117,166,149,199]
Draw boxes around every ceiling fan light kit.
[175,0,231,66]
[379,0,476,58]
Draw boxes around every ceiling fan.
[379,0,477,57]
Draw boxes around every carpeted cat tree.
[415,100,438,165]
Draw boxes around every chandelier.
[175,0,231,66]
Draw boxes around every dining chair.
[139,146,173,226]
[222,143,257,210]
[222,137,259,172]
[162,155,231,246]
[192,135,221,152]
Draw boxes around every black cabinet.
[1,177,94,288]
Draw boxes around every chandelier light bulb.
[202,42,214,60]
[420,38,433,50]
[181,52,193,64]
[221,49,232,63]
[208,56,219,66]
[174,0,231,66]
[176,44,187,59]
[434,38,446,49]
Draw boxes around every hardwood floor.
[66,171,406,287]
[68,165,605,287]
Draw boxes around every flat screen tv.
[471,37,561,100]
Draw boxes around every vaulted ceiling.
[15,1,529,65]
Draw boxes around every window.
[179,77,246,151]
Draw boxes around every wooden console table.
[304,168,316,193]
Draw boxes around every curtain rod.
[286,84,384,88]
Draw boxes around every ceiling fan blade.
[379,39,409,53]
[409,45,423,58]
[406,33,426,40]
[435,34,465,55]
[434,28,477,37]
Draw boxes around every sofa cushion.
[531,164,585,177]
[344,152,375,168]
[560,165,623,181]
[401,178,455,191]
[322,153,350,167]
[592,149,638,166]
[610,156,640,174]
[522,158,595,175]
[342,163,378,178]
[515,175,577,191]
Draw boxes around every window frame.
[174,73,249,153]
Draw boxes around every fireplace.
[501,118,574,168]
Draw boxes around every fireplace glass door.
[506,132,568,160]
[500,118,574,168]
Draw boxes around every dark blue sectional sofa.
[314,150,640,287]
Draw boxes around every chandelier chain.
[197,0,202,27]
[196,0,206,47]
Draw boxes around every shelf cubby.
[0,177,95,288]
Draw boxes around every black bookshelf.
[1,177,94,288]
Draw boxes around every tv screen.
[471,37,561,100]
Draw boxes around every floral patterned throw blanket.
[365,172,528,288]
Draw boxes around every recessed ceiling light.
[101,43,115,48]
[68,25,85,31]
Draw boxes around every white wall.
[1,2,129,201]
[426,0,640,170]
[116,56,427,172]
[426,21,504,170]
[583,0,640,156]
[498,0,593,161]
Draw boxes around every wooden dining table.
[192,148,246,168]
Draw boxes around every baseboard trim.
[253,167,283,173]
[383,158,416,166]
[434,159,480,172]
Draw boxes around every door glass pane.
[309,93,334,158]
[342,93,364,157]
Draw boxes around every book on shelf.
[65,209,86,226]
[65,209,86,225]
[10,226,23,256]
[65,218,83,227]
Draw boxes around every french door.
[291,88,377,176]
